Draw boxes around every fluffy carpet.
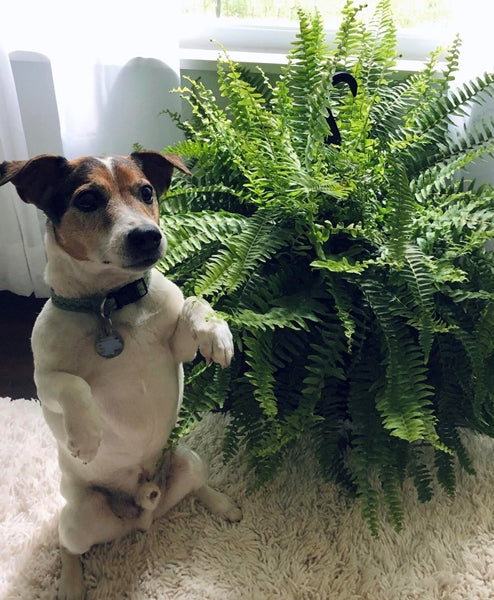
[3,397,494,599]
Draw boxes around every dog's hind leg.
[58,546,85,600]
[57,486,147,600]
[194,483,243,522]
[153,446,242,522]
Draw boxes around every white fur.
[96,156,116,174]
[32,200,241,600]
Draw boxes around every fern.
[383,158,416,262]
[243,330,278,419]
[193,209,291,299]
[281,8,332,164]
[159,211,243,267]
[157,0,494,533]
[434,449,457,498]
[409,457,434,504]
[360,278,438,445]
[401,245,437,361]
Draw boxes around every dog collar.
[50,271,152,359]
[50,271,152,315]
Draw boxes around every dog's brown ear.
[0,161,26,187]
[0,155,68,211]
[130,151,191,198]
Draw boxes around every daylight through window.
[181,0,452,30]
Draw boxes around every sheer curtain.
[0,41,48,297]
[452,0,494,186]
[0,1,182,297]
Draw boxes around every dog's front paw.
[197,318,234,368]
[182,297,234,367]
[64,407,102,464]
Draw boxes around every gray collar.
[50,271,151,317]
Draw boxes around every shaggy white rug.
[3,397,494,599]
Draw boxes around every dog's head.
[0,151,189,272]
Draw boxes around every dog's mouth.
[124,256,161,270]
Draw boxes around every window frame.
[179,18,454,73]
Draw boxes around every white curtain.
[0,1,182,297]
[0,41,48,297]
[452,0,494,187]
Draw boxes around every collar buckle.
[105,276,149,312]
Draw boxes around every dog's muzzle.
[125,225,164,267]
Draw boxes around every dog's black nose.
[127,225,162,253]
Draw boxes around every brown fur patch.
[55,157,159,262]
[110,158,160,223]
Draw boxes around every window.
[182,0,451,30]
[179,1,460,72]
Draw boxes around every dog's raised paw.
[64,409,102,464]
[197,319,234,368]
[67,436,101,464]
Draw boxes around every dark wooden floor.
[0,290,46,399]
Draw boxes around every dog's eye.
[140,185,154,204]
[73,191,101,212]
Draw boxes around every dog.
[0,151,242,600]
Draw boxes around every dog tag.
[96,298,125,358]
[95,330,125,359]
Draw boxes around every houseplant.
[159,0,494,533]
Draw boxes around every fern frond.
[413,189,494,259]
[409,457,434,503]
[357,0,397,94]
[383,158,416,262]
[217,57,269,129]
[400,245,437,361]
[280,8,333,164]
[301,312,348,413]
[360,278,438,445]
[434,449,456,498]
[453,327,493,423]
[376,37,462,145]
[243,330,278,419]
[229,301,318,334]
[346,338,407,534]
[405,72,494,172]
[330,0,368,70]
[411,137,494,202]
[380,465,405,531]
[194,209,290,298]
[159,211,244,273]
[167,360,231,450]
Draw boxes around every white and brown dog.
[0,151,241,600]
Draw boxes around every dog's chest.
[85,317,181,445]
[37,302,182,461]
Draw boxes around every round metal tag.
[95,331,125,359]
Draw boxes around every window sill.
[179,20,451,74]
[179,47,428,74]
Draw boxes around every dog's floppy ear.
[0,155,68,212]
[130,151,191,198]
